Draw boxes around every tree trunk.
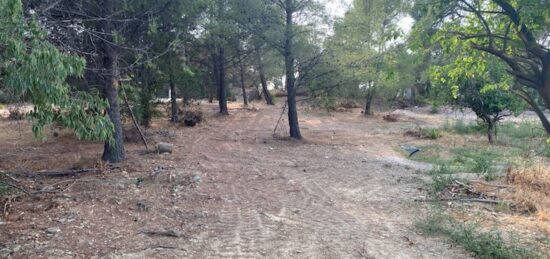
[284,1,301,139]
[140,66,152,127]
[169,69,178,122]
[515,89,550,134]
[537,78,550,134]
[217,47,229,115]
[530,94,550,134]
[101,0,124,163]
[364,88,375,115]
[237,50,248,106]
[210,59,217,103]
[255,46,274,105]
[487,120,495,144]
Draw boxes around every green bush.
[472,155,496,181]
[429,164,456,193]
[422,128,442,139]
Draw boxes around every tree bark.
[139,66,152,126]
[101,0,124,163]
[255,46,274,105]
[210,58,217,103]
[364,88,375,115]
[169,68,178,122]
[217,47,229,115]
[487,120,495,144]
[284,0,302,139]
[237,50,248,106]
[515,89,550,134]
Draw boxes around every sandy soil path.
[0,103,468,258]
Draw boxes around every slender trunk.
[487,120,495,144]
[364,88,375,115]
[530,93,550,134]
[256,48,274,105]
[259,68,274,105]
[101,0,124,163]
[169,70,178,122]
[218,47,229,115]
[237,50,248,106]
[516,89,550,134]
[537,74,550,134]
[284,1,301,139]
[140,66,151,126]
[209,88,214,103]
[210,58,217,103]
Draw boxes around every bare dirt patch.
[0,102,469,258]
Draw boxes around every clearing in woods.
[0,102,469,258]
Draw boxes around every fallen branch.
[414,198,506,204]
[469,180,513,189]
[273,101,288,135]
[139,229,184,238]
[30,168,100,177]
[122,89,149,151]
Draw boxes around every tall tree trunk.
[169,60,178,122]
[532,104,550,134]
[217,47,229,115]
[256,49,274,105]
[237,50,248,106]
[364,88,375,115]
[140,65,152,127]
[101,0,124,162]
[515,89,550,134]
[210,58,217,103]
[537,74,550,134]
[284,0,302,139]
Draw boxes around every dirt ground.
[0,102,473,258]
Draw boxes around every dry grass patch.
[504,164,550,219]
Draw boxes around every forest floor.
[0,101,547,258]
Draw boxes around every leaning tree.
[417,0,550,133]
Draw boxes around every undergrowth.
[410,120,548,191]
[416,213,541,259]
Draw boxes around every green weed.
[444,120,485,135]
[416,214,541,259]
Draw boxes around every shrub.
[8,106,26,120]
[405,127,442,139]
[417,215,541,259]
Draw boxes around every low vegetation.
[416,213,541,259]
[410,119,550,257]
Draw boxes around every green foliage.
[416,214,541,259]
[321,0,414,105]
[421,127,442,140]
[471,155,496,181]
[444,120,486,135]
[430,169,455,192]
[0,0,113,141]
[414,0,548,134]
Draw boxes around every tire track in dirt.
[181,105,465,258]
[0,104,479,258]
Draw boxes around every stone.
[46,227,61,235]
[156,143,173,154]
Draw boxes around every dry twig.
[414,198,506,204]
